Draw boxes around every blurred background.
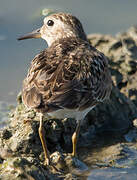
[0,0,137,103]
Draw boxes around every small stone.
[64,173,78,180]
[50,151,66,171]
[0,146,13,159]
[133,119,137,127]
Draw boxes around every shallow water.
[77,136,137,180]
[88,167,137,180]
[1,0,137,103]
[87,147,137,180]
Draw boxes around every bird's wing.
[22,45,111,113]
[47,48,112,111]
[22,49,84,112]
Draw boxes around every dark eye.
[47,20,54,26]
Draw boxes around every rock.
[88,27,137,107]
[133,119,137,127]
[0,27,137,179]
[0,156,62,180]
[64,155,88,174]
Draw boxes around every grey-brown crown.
[50,13,87,41]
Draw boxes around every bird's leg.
[72,120,81,157]
[38,113,50,165]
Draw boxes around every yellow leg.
[38,113,50,165]
[72,121,81,157]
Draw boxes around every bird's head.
[18,12,87,46]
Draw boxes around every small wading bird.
[18,12,112,165]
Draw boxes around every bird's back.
[22,37,112,114]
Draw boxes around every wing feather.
[22,38,112,113]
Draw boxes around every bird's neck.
[47,33,88,47]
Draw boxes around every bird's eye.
[47,20,54,26]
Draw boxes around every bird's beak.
[17,28,41,40]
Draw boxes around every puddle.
[88,167,137,180]
[76,134,137,179]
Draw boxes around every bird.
[18,12,112,165]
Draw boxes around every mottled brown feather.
[22,37,112,113]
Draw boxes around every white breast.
[47,106,95,122]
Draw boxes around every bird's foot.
[44,155,62,173]
[44,157,50,166]
[71,151,77,158]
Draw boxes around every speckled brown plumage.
[22,37,111,113]
[18,12,112,165]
